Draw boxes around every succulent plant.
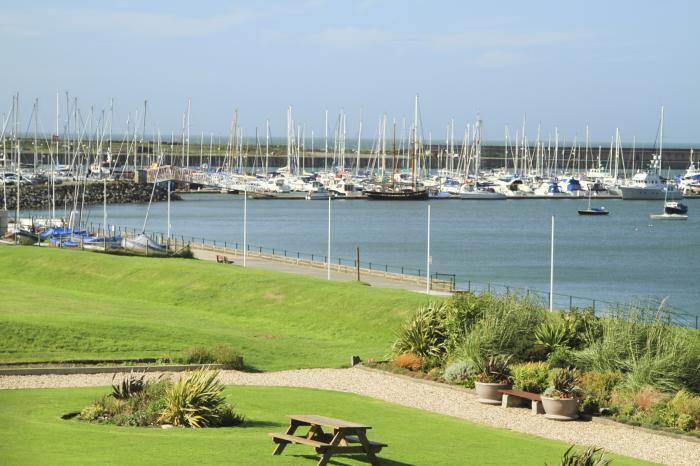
[544,368,583,399]
[476,354,513,384]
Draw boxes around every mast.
[356,112,362,176]
[324,110,328,172]
[412,94,418,189]
[658,106,664,175]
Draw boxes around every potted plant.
[474,355,513,405]
[542,368,583,420]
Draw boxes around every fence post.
[569,295,573,312]
[468,280,471,292]
[696,316,698,329]
[592,300,596,314]
[506,286,509,295]
[385,264,388,272]
[488,282,491,293]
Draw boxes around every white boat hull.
[620,186,682,200]
[650,213,688,220]
[460,191,507,200]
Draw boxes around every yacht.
[620,170,682,200]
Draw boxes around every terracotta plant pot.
[541,396,579,420]
[474,381,511,405]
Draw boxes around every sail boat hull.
[620,186,683,200]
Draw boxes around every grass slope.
[0,247,430,370]
[0,385,652,466]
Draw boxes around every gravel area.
[2,367,697,465]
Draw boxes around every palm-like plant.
[392,302,447,359]
[159,368,226,428]
[476,354,513,384]
[545,368,583,399]
[535,319,570,353]
[111,371,147,400]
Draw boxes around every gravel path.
[2,367,697,465]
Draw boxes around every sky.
[0,0,698,144]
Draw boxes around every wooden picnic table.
[269,414,387,466]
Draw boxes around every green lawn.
[0,385,653,466]
[0,246,431,370]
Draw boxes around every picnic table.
[269,414,387,466]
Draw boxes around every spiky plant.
[476,354,513,384]
[547,445,611,466]
[545,368,583,399]
[159,368,227,428]
[392,302,447,360]
[111,371,147,400]
[535,318,570,353]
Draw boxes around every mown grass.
[0,246,431,370]
[0,385,653,466]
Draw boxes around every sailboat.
[578,190,609,216]
[650,184,689,220]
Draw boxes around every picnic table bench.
[498,389,545,414]
[216,254,233,264]
[270,414,387,466]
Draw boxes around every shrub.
[544,368,582,399]
[393,353,422,372]
[562,308,602,349]
[579,370,623,414]
[547,445,611,466]
[667,390,700,431]
[535,318,570,353]
[476,354,512,384]
[573,304,700,393]
[159,369,230,428]
[458,294,545,364]
[443,360,476,385]
[111,372,147,400]
[80,403,106,422]
[183,346,216,364]
[213,346,244,369]
[392,302,447,360]
[511,361,550,393]
[547,347,577,369]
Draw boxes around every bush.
[579,370,623,414]
[458,293,545,364]
[159,369,231,428]
[392,302,447,360]
[573,304,700,393]
[443,360,476,385]
[213,346,244,369]
[182,346,216,364]
[393,353,422,372]
[667,390,700,431]
[562,308,602,349]
[547,445,611,466]
[547,347,577,369]
[511,361,550,393]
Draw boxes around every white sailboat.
[650,183,688,220]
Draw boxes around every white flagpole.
[549,215,554,312]
[327,194,331,280]
[243,180,247,268]
[426,203,431,295]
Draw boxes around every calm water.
[36,194,700,317]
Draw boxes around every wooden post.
[356,246,360,281]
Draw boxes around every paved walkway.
[192,248,452,296]
[2,367,696,465]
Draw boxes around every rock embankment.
[0,181,181,210]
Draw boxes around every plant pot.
[474,381,511,405]
[541,396,579,420]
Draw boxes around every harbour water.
[31,194,700,317]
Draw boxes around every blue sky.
[1,0,698,144]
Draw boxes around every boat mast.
[658,106,664,175]
[412,94,418,189]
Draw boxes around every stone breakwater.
[0,181,181,210]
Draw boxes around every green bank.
[0,247,430,370]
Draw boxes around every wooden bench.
[498,389,545,414]
[270,414,387,466]
[216,255,233,264]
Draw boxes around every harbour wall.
[10,144,695,171]
[0,181,180,211]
